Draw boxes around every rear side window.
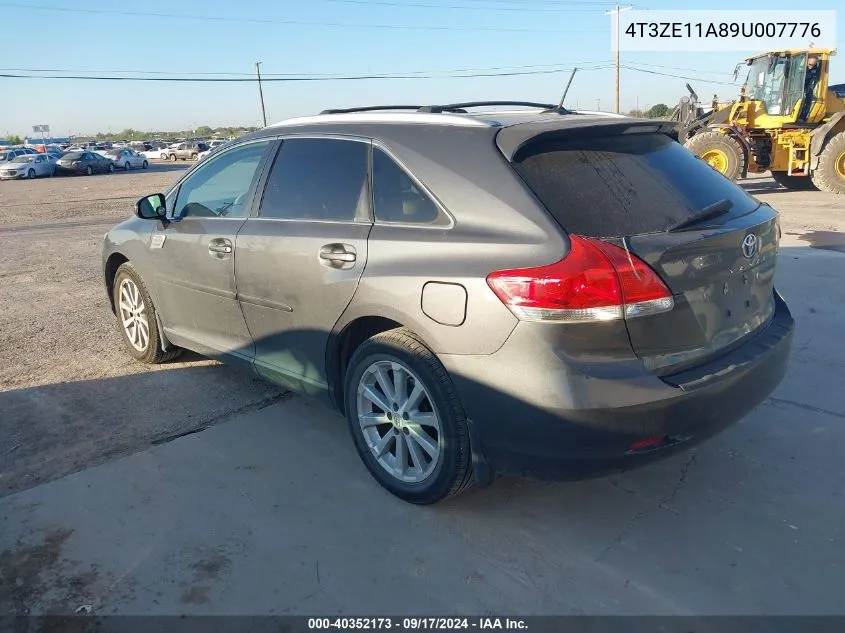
[259,138,369,222]
[372,148,442,225]
[512,133,758,237]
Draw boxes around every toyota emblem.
[741,234,758,259]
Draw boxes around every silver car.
[0,153,55,179]
[104,147,148,170]
[102,102,793,505]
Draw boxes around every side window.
[259,138,369,222]
[372,148,442,225]
[173,140,272,219]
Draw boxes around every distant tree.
[195,126,214,137]
[6,134,23,145]
[646,103,670,119]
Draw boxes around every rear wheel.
[124,162,131,171]
[113,263,182,364]
[169,153,177,162]
[160,152,167,160]
[344,328,473,505]
[191,152,198,161]
[811,131,845,194]
[684,131,746,182]
[85,165,93,176]
[771,171,817,190]
[142,160,148,169]
[108,163,115,173]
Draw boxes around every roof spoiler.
[496,118,680,161]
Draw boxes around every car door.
[34,154,49,176]
[234,136,372,396]
[148,138,275,359]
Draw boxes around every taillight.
[486,235,674,323]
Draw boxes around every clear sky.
[1,0,842,137]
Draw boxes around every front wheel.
[684,131,746,181]
[344,328,474,505]
[124,162,131,171]
[112,263,182,364]
[27,168,36,179]
[811,131,845,194]
[86,166,93,176]
[142,160,148,169]
[191,153,198,161]
[169,154,177,162]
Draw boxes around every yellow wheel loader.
[673,49,845,193]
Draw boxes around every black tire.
[811,131,845,194]
[142,160,148,169]
[86,166,93,176]
[191,152,198,161]
[160,153,168,160]
[27,168,36,179]
[169,153,177,162]
[112,262,182,364]
[108,163,115,173]
[771,171,817,190]
[684,130,746,181]
[124,162,131,171]
[344,328,474,505]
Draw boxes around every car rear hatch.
[497,120,780,376]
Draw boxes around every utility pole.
[606,4,632,114]
[255,62,268,127]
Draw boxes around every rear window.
[511,133,758,238]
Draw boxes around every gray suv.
[102,102,794,504]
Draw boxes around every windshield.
[744,54,789,114]
[10,155,35,163]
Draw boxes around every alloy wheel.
[356,360,442,483]
[118,278,150,351]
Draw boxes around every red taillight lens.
[486,235,673,323]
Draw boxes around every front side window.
[372,148,442,225]
[174,140,272,219]
[259,138,369,222]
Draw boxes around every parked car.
[55,151,115,176]
[166,141,208,161]
[102,102,794,505]
[0,153,55,179]
[104,147,149,170]
[141,144,171,161]
[0,148,30,164]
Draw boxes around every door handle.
[319,244,357,268]
[209,238,233,255]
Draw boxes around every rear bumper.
[440,291,794,480]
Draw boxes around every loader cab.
[743,52,807,118]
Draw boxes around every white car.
[0,153,55,179]
[102,147,148,170]
[141,144,175,161]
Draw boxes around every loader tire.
[685,131,745,182]
[811,131,845,194]
[771,172,817,191]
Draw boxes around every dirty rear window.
[511,133,758,237]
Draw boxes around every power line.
[624,61,737,76]
[0,3,606,33]
[621,65,738,86]
[322,0,616,11]
[1,64,615,83]
[0,60,615,78]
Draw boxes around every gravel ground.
[0,164,283,497]
[1,168,843,498]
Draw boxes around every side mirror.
[136,193,167,220]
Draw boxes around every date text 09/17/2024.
[307,617,528,630]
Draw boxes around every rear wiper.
[668,198,734,232]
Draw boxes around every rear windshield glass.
[511,133,759,237]
[63,152,83,160]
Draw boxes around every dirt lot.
[1,168,843,499]
[0,164,283,496]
